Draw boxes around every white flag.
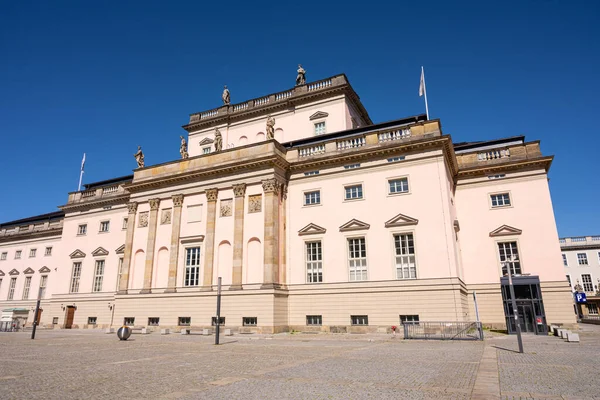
[80,153,86,172]
[419,68,425,97]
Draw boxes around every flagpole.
[421,66,430,120]
[78,153,85,192]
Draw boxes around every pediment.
[339,219,370,232]
[92,247,109,257]
[0,270,4,277]
[298,223,327,236]
[309,111,329,120]
[69,249,86,259]
[115,244,125,254]
[489,225,522,237]
[199,137,214,145]
[9,269,20,276]
[384,213,419,228]
[39,266,51,273]
[23,267,35,275]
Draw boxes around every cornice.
[0,228,63,244]
[456,156,553,179]
[560,244,600,251]
[59,193,130,213]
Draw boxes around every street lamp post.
[504,256,524,353]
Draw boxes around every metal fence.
[403,321,483,340]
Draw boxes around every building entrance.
[501,275,547,335]
[64,306,75,329]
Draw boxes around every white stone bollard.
[160,328,170,335]
[224,328,232,336]
[141,327,149,334]
[566,331,580,342]
[105,328,115,334]
[202,328,210,336]
[181,329,190,335]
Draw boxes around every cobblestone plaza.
[0,325,598,399]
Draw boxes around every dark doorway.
[36,309,43,326]
[64,306,75,329]
[501,275,547,335]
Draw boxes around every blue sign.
[574,292,587,304]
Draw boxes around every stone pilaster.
[261,178,281,289]
[140,198,160,294]
[118,202,138,294]
[165,194,184,293]
[230,183,247,290]
[202,188,218,289]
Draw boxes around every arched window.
[239,136,248,145]
[246,238,262,284]
[256,132,265,142]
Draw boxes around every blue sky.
[0,1,598,236]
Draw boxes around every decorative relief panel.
[161,209,172,225]
[248,194,262,213]
[220,199,232,217]
[138,212,149,228]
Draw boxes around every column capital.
[172,194,184,207]
[261,178,283,194]
[206,188,219,202]
[127,202,138,214]
[149,198,161,211]
[233,183,247,198]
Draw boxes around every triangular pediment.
[384,213,419,228]
[92,247,109,257]
[69,249,86,259]
[39,266,51,273]
[23,267,35,275]
[0,270,4,277]
[9,269,20,276]
[339,219,370,232]
[298,223,327,236]
[115,244,125,254]
[489,225,522,237]
[199,137,214,145]
[309,111,329,120]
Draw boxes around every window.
[202,146,212,154]
[178,317,191,326]
[45,247,52,256]
[29,248,37,258]
[52,317,58,325]
[582,274,593,292]
[123,317,135,326]
[8,277,17,300]
[394,233,417,279]
[148,317,160,326]
[122,218,128,230]
[39,275,48,298]
[184,247,201,287]
[22,276,32,299]
[314,122,326,135]
[490,193,511,208]
[587,303,599,315]
[598,252,600,264]
[400,315,420,324]
[306,241,323,283]
[88,317,97,325]
[211,317,225,326]
[116,257,124,290]
[243,317,257,326]
[498,242,521,276]
[304,190,321,206]
[351,315,368,325]
[99,221,110,233]
[93,260,105,292]
[344,163,360,169]
[187,205,202,223]
[15,250,22,259]
[348,238,367,281]
[566,275,571,287]
[304,171,319,176]
[577,253,588,265]
[388,178,409,194]
[0,252,6,260]
[562,254,568,267]
[77,224,87,235]
[344,184,363,200]
[306,315,322,326]
[70,262,82,293]
[487,174,506,180]
[387,156,405,163]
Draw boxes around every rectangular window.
[123,317,135,326]
[387,156,405,163]
[348,238,367,281]
[314,122,326,135]
[39,275,48,298]
[116,257,124,290]
[99,221,110,233]
[70,262,82,293]
[344,184,363,200]
[93,260,105,292]
[202,146,212,154]
[45,247,52,256]
[77,224,87,235]
[15,250,22,259]
[0,252,6,260]
[306,241,323,283]
[487,174,506,180]
[8,277,17,300]
[394,233,417,279]
[598,251,600,264]
[562,254,568,267]
[490,193,511,207]
[304,190,321,206]
[148,317,160,326]
[306,315,322,326]
[29,248,37,258]
[52,317,58,325]
[211,317,225,326]
[400,315,420,324]
[22,276,32,300]
[122,218,128,230]
[304,171,319,176]
[351,315,368,325]
[566,275,571,287]
[187,205,202,223]
[243,317,257,326]
[178,317,191,326]
[184,247,201,286]
[577,253,588,265]
[344,163,360,169]
[88,317,97,325]
[388,178,409,194]
[587,303,599,315]
[498,242,521,276]
[582,274,593,292]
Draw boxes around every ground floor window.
[351,315,368,326]
[587,303,599,315]
[211,317,225,326]
[243,317,257,326]
[88,317,97,325]
[52,317,58,325]
[178,317,191,326]
[123,317,135,326]
[306,315,322,326]
[148,317,160,326]
[400,315,419,324]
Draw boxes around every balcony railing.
[378,128,411,142]
[253,96,270,107]
[337,136,365,150]
[477,148,510,161]
[299,144,326,158]
[307,78,332,91]
[560,236,600,247]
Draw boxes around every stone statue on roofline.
[214,128,223,152]
[179,136,189,159]
[266,115,275,140]
[296,64,306,86]
[134,146,144,168]
[222,85,230,105]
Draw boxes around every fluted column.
[118,202,138,294]
[140,198,160,294]
[165,194,184,293]
[202,188,218,289]
[261,178,281,289]
[230,183,246,290]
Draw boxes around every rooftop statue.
[296,64,306,86]
[134,146,144,168]
[214,128,223,152]
[180,136,189,159]
[266,115,276,140]
[222,85,230,105]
